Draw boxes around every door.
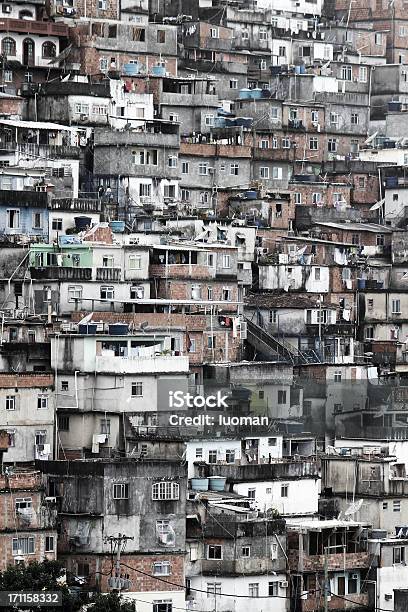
[23,38,35,66]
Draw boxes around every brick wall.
[0,374,54,388]
[149,264,213,280]
[0,531,57,572]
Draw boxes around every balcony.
[0,19,69,36]
[95,354,189,374]
[96,268,121,282]
[199,557,285,576]
[149,264,213,280]
[50,198,102,212]
[301,593,368,612]
[254,148,293,161]
[0,143,80,159]
[0,189,48,207]
[30,267,92,281]
[289,551,370,573]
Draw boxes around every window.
[52,218,63,231]
[330,112,339,125]
[189,338,196,353]
[68,286,82,302]
[375,32,382,45]
[282,138,291,149]
[242,546,251,557]
[260,139,269,149]
[230,163,239,176]
[100,418,110,434]
[207,545,222,559]
[392,545,405,564]
[272,167,282,180]
[35,430,47,446]
[392,299,401,314]
[5,395,15,411]
[351,113,359,125]
[205,114,214,127]
[377,233,385,246]
[7,429,15,447]
[92,104,108,116]
[309,137,318,150]
[133,149,158,166]
[45,536,54,552]
[393,193,399,201]
[269,582,279,597]
[348,575,358,594]
[4,70,12,82]
[131,382,143,397]
[394,500,401,512]
[168,156,178,168]
[259,28,268,40]
[12,537,34,555]
[314,267,321,281]
[113,483,129,499]
[383,501,388,510]
[15,497,32,511]
[181,161,189,174]
[24,72,33,83]
[157,30,166,43]
[359,65,368,83]
[222,254,231,269]
[129,255,142,270]
[37,395,48,410]
[248,488,256,499]
[102,255,114,268]
[278,390,286,404]
[328,138,337,153]
[281,484,288,497]
[278,46,286,57]
[139,183,151,198]
[100,286,114,300]
[98,0,107,8]
[208,335,216,349]
[259,166,269,179]
[199,163,208,176]
[31,212,42,230]
[207,584,221,597]
[7,209,20,229]
[259,390,264,399]
[208,450,217,463]
[226,449,235,463]
[195,448,203,459]
[269,437,277,446]
[230,79,238,89]
[153,561,171,576]
[2,37,16,56]
[58,415,69,431]
[152,481,180,500]
[42,42,56,59]
[365,326,374,340]
[223,288,231,301]
[341,64,352,81]
[77,563,90,577]
[249,584,259,598]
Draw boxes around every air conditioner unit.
[80,114,88,121]
[280,581,289,588]
[3,5,11,12]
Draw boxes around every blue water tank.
[244,190,258,199]
[250,88,263,99]
[357,279,366,290]
[78,324,97,335]
[388,101,402,111]
[239,88,252,99]
[108,323,129,335]
[123,62,139,76]
[109,220,125,233]
[214,117,226,128]
[151,65,166,77]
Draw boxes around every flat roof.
[0,119,75,131]
[315,221,393,233]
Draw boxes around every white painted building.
[233,477,320,516]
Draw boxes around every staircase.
[244,318,321,365]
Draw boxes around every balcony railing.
[0,18,68,36]
[96,268,121,282]
[30,267,92,281]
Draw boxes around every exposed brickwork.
[0,374,54,388]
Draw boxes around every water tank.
[208,476,227,491]
[261,88,271,98]
[191,478,209,491]
[357,279,366,290]
[78,323,97,335]
[214,117,226,128]
[385,176,398,188]
[123,62,139,76]
[74,216,92,230]
[235,117,253,128]
[244,190,258,200]
[250,88,263,99]
[239,88,252,99]
[108,323,129,335]
[388,101,402,111]
[151,65,166,77]
[109,220,125,233]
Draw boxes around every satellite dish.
[344,499,364,516]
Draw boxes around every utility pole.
[105,533,134,593]
[324,549,329,612]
